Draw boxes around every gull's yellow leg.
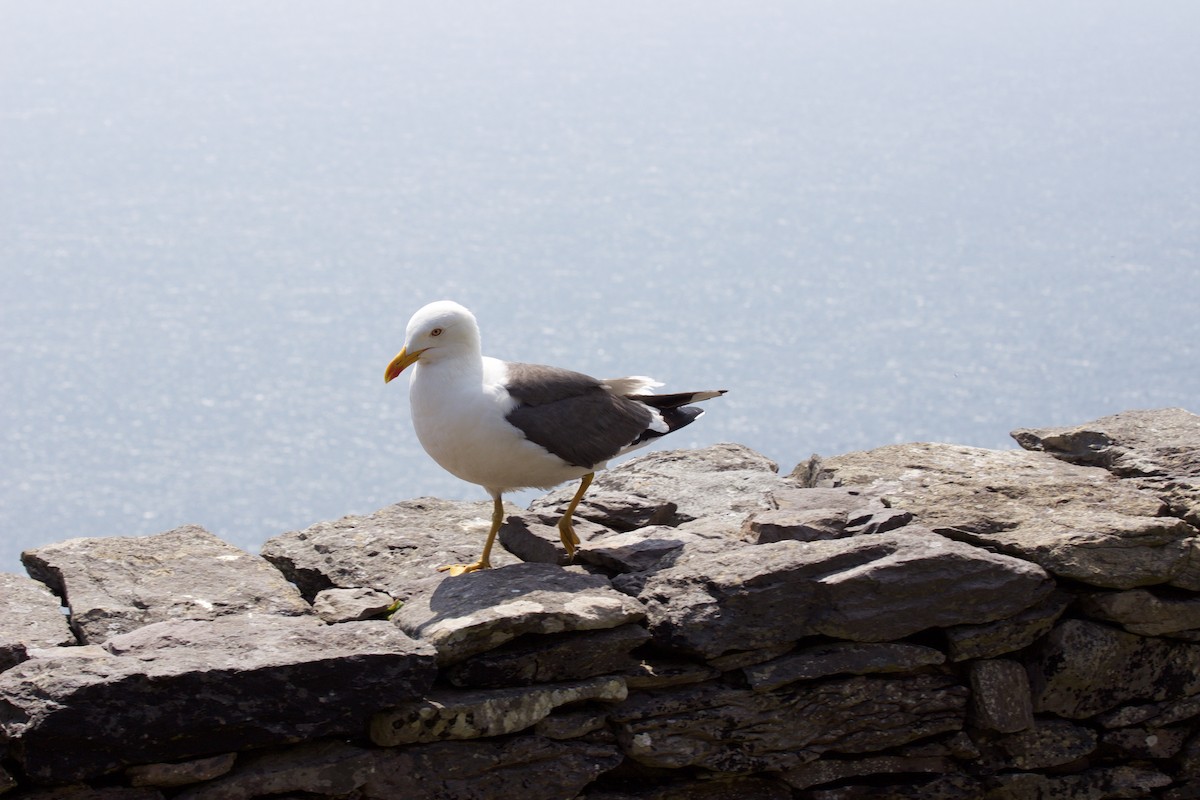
[556,472,593,561]
[439,495,504,576]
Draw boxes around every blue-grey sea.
[2,1,1198,573]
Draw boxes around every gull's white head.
[384,300,481,382]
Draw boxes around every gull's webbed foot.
[557,516,581,562]
[436,495,504,576]
[556,472,594,564]
[438,559,490,576]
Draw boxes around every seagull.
[384,300,725,576]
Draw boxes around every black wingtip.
[629,389,727,409]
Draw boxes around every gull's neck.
[411,346,485,396]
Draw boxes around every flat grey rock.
[744,507,851,543]
[15,787,165,800]
[1101,725,1190,760]
[311,587,396,623]
[260,498,522,602]
[1096,693,1200,730]
[585,776,797,800]
[743,642,945,692]
[534,708,610,740]
[1182,736,1200,791]
[0,572,75,670]
[968,659,1033,734]
[980,718,1098,770]
[1015,408,1200,589]
[812,775,984,800]
[1027,618,1200,718]
[1013,406,1200,482]
[359,735,623,800]
[706,642,795,672]
[529,443,790,531]
[173,740,373,800]
[986,766,1172,799]
[370,675,627,745]
[780,754,955,791]
[942,589,1072,662]
[393,562,646,665]
[25,643,110,661]
[899,732,981,761]
[808,441,1200,589]
[175,735,623,800]
[611,673,967,773]
[127,753,237,789]
[497,514,614,565]
[605,526,746,597]
[742,487,912,544]
[0,615,436,782]
[21,525,310,644]
[1078,588,1200,636]
[444,623,650,688]
[577,526,717,574]
[635,529,1052,658]
[623,657,721,690]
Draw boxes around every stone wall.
[1,407,1198,799]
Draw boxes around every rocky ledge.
[1,408,1199,799]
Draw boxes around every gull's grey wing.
[503,362,654,468]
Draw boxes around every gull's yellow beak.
[384,347,425,383]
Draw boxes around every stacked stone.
[0,408,1197,799]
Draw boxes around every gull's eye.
[430,327,443,337]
